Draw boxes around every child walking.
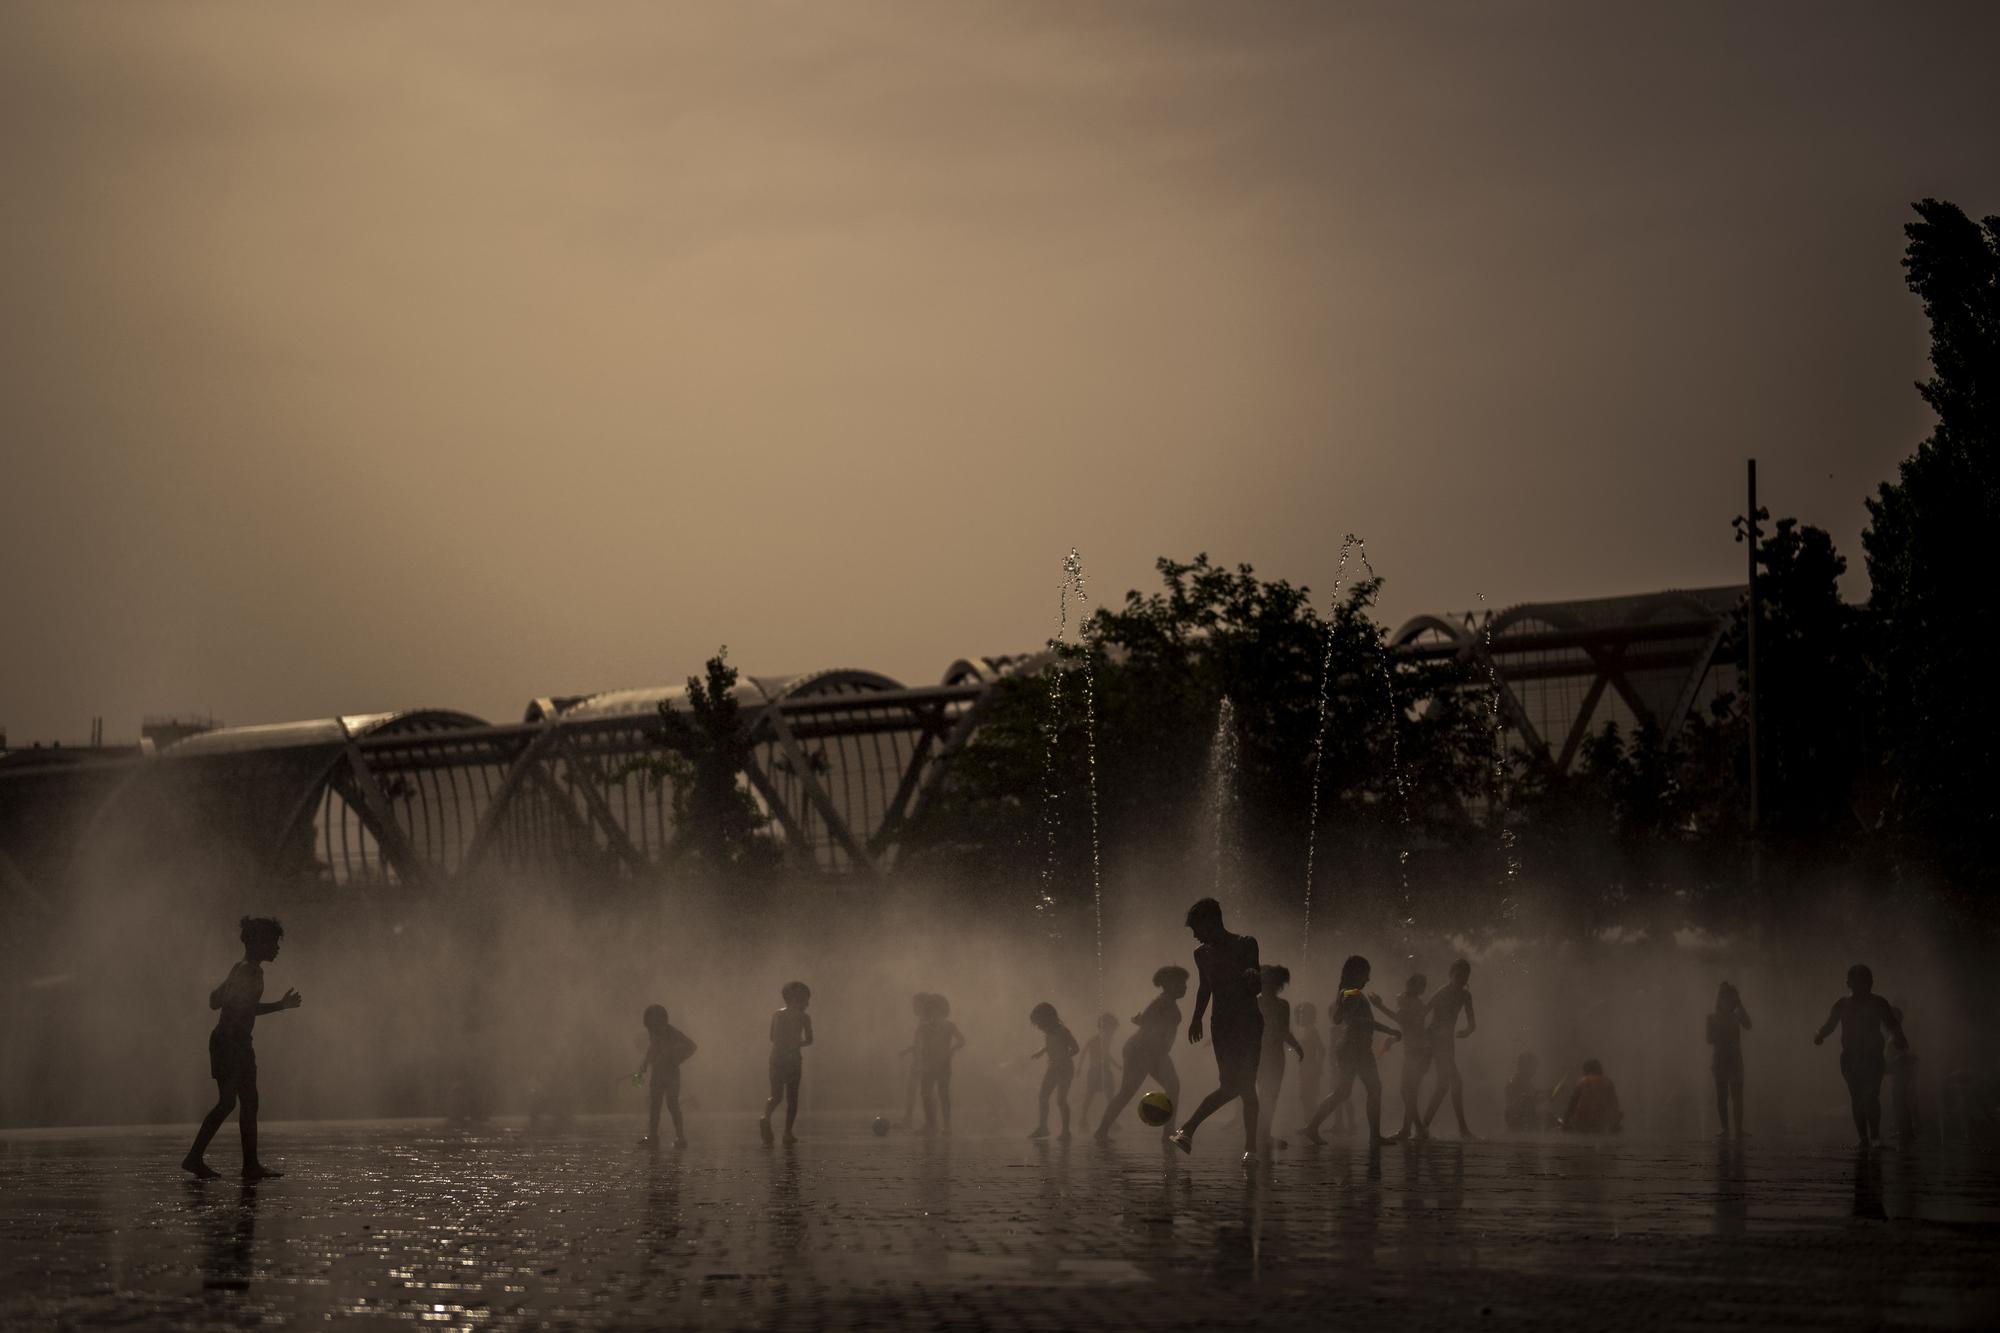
[1254,966,1305,1152]
[1093,966,1188,1142]
[1079,1013,1122,1131]
[1027,1003,1081,1139]
[760,981,814,1146]
[915,993,965,1136]
[1706,982,1751,1139]
[1376,973,1431,1139]
[634,1004,697,1148]
[1302,955,1401,1146]
[181,916,303,1180]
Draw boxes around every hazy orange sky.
[3,2,1996,744]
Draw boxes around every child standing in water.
[1027,1003,1081,1139]
[915,993,966,1136]
[1079,1013,1122,1131]
[760,981,814,1146]
[182,916,302,1180]
[1813,963,1908,1150]
[1293,1002,1324,1138]
[1167,898,1265,1164]
[1419,959,1480,1140]
[1375,973,1431,1140]
[898,993,932,1128]
[1254,966,1305,1152]
[1706,982,1752,1139]
[1560,1058,1623,1133]
[1302,955,1401,1146]
[634,1004,697,1148]
[1094,966,1188,1142]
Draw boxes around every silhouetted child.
[915,992,965,1136]
[1094,965,1187,1143]
[1419,958,1480,1140]
[1079,1013,1122,1130]
[1706,981,1752,1139]
[1167,898,1265,1164]
[1027,1003,1081,1139]
[635,1003,697,1148]
[1254,966,1305,1151]
[898,992,932,1128]
[1293,1002,1324,1135]
[760,981,813,1146]
[1560,1058,1622,1134]
[1374,973,1431,1140]
[1504,1053,1542,1131]
[1814,964,1908,1150]
[181,916,302,1180]
[1324,999,1355,1134]
[1302,955,1401,1145]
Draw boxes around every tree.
[636,648,780,884]
[1862,199,2000,893]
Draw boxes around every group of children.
[176,911,1924,1177]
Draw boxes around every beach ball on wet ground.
[1137,1092,1174,1127]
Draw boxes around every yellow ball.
[1137,1091,1174,1127]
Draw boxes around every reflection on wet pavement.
[2,1118,1995,1329]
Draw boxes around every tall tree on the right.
[1862,199,2000,898]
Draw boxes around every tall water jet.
[1351,539,1415,939]
[1302,535,1358,960]
[1476,593,1521,914]
[1036,548,1105,997]
[1202,695,1240,894]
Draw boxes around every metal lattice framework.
[1391,586,1742,771]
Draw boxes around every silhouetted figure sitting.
[1814,963,1909,1151]
[635,1003,697,1148]
[1707,981,1752,1139]
[1560,1058,1622,1134]
[181,916,302,1181]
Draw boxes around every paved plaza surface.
[2,1118,1996,1331]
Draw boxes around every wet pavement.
[2,1118,1996,1330]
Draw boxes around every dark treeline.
[898,198,1999,947]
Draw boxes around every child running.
[1373,973,1431,1139]
[1302,955,1401,1146]
[1079,1013,1122,1131]
[1093,966,1188,1142]
[1167,898,1264,1164]
[760,981,813,1146]
[181,916,302,1180]
[915,992,965,1136]
[1026,1003,1082,1139]
[634,1004,697,1148]
[1254,966,1305,1152]
[1293,1001,1324,1137]
[1706,981,1752,1139]
[1813,963,1908,1150]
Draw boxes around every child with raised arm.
[1419,958,1480,1140]
[1375,973,1431,1140]
[181,916,302,1180]
[1093,966,1187,1143]
[1706,982,1752,1139]
[760,981,813,1146]
[1026,1003,1082,1139]
[915,993,966,1136]
[1254,966,1305,1152]
[1302,955,1401,1146]
[1293,1002,1324,1137]
[1079,1013,1122,1131]
[634,1004,697,1148]
[1813,963,1908,1150]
